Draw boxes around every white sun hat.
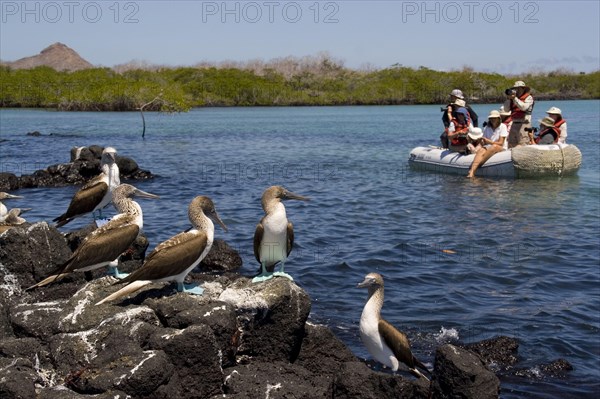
[450,89,464,99]
[488,110,501,119]
[468,127,483,140]
[546,106,562,115]
[513,80,527,88]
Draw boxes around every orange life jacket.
[446,118,469,146]
[510,93,534,120]
[535,119,565,144]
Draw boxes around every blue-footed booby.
[0,208,30,234]
[252,186,309,283]
[0,192,23,218]
[357,273,430,380]
[27,184,159,289]
[53,146,120,227]
[96,196,227,305]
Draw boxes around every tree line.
[1,62,598,112]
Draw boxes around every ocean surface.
[1,101,599,398]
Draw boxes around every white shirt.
[483,123,508,150]
[558,121,568,144]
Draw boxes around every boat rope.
[559,145,566,176]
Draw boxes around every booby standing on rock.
[27,184,159,289]
[96,195,227,305]
[0,208,30,234]
[252,186,309,283]
[0,192,23,219]
[53,146,120,227]
[357,272,430,380]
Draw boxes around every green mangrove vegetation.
[1,61,598,112]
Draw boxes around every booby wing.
[378,319,430,378]
[121,231,208,283]
[286,221,294,257]
[253,220,264,264]
[96,232,208,304]
[29,218,139,289]
[53,177,109,227]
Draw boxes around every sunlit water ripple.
[1,101,598,398]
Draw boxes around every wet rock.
[464,335,519,367]
[0,172,19,191]
[333,361,430,399]
[513,358,574,379]
[7,145,155,189]
[115,155,138,175]
[198,238,243,272]
[431,344,500,399]
[26,131,42,136]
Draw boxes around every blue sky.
[1,0,599,74]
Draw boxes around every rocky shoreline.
[0,143,154,191]
[0,220,574,398]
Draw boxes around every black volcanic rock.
[0,221,565,399]
[5,145,155,189]
[431,344,500,399]
[198,238,243,272]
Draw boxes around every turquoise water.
[1,101,599,397]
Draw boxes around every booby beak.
[357,278,370,288]
[210,210,228,232]
[283,190,310,202]
[3,194,23,199]
[132,188,160,200]
[17,208,32,215]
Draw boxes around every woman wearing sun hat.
[544,106,567,144]
[466,110,509,178]
[535,115,565,145]
[503,80,534,148]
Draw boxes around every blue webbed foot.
[177,282,204,295]
[273,271,294,281]
[106,266,129,279]
[252,272,275,283]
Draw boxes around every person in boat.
[499,106,512,131]
[466,110,508,178]
[466,127,485,155]
[503,80,534,148]
[445,102,472,153]
[540,106,567,144]
[534,116,565,145]
[441,89,479,129]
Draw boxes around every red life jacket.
[510,93,534,120]
[535,119,566,144]
[446,118,469,146]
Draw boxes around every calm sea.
[1,101,599,398]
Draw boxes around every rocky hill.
[5,42,93,71]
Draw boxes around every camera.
[524,127,538,133]
[482,121,488,128]
[440,105,450,112]
[505,88,516,96]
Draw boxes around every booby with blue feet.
[0,192,23,219]
[96,195,227,304]
[27,184,159,289]
[357,272,430,380]
[53,146,120,227]
[252,186,309,283]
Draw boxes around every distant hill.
[5,42,93,71]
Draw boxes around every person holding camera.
[466,110,508,178]
[533,111,566,144]
[503,80,534,148]
[441,89,479,129]
[445,102,472,153]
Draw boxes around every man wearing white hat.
[466,110,509,178]
[503,80,534,148]
[544,106,567,144]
